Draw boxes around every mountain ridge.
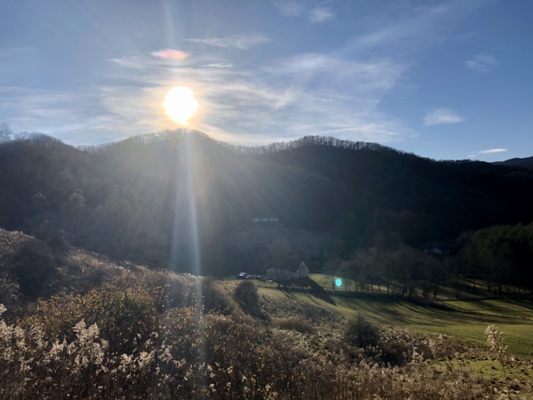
[2,129,533,274]
[4,127,524,165]
[497,156,533,169]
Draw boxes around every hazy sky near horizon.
[1,0,532,160]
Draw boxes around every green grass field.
[253,275,533,357]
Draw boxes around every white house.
[265,261,309,281]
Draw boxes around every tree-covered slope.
[1,131,533,274]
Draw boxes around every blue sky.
[0,0,532,160]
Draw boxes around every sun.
[163,86,199,125]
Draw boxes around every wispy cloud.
[185,34,269,49]
[0,86,128,144]
[465,53,497,72]
[275,2,335,23]
[345,1,489,56]
[201,63,233,69]
[96,48,413,145]
[467,147,509,159]
[479,147,508,154]
[424,108,464,126]
[309,7,335,23]
[109,55,155,69]
[150,49,189,61]
[275,1,305,17]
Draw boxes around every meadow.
[254,274,533,357]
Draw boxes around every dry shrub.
[0,276,20,313]
[344,317,441,366]
[274,317,314,334]
[23,285,159,354]
[10,239,56,298]
[345,315,379,348]
[189,277,235,315]
[233,280,268,320]
[485,324,510,374]
[374,338,409,366]
[336,363,494,400]
[0,299,497,400]
[115,269,192,311]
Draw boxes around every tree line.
[332,223,533,299]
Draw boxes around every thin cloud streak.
[275,1,305,17]
[344,0,489,56]
[185,34,270,49]
[309,7,335,23]
[424,108,464,126]
[467,147,509,159]
[275,2,335,23]
[201,63,233,69]
[465,54,497,72]
[479,148,508,154]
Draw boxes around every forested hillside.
[1,130,533,279]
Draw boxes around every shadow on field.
[277,277,337,305]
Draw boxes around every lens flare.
[163,86,199,125]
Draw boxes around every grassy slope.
[252,276,533,357]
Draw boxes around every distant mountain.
[498,156,533,169]
[2,130,533,274]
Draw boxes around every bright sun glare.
[163,86,199,125]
